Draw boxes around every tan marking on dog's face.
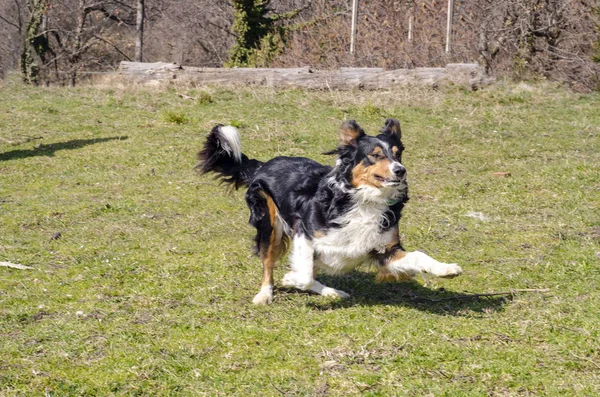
[391,145,404,162]
[369,146,384,158]
[351,147,395,188]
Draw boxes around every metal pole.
[445,0,454,53]
[350,0,359,54]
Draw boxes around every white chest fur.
[312,193,397,274]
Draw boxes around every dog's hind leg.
[247,189,287,305]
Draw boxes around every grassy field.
[1,77,599,396]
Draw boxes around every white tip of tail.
[218,126,243,163]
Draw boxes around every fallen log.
[113,61,490,90]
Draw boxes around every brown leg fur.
[253,193,287,304]
[375,250,413,282]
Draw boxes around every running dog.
[196,119,462,304]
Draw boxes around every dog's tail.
[196,125,263,189]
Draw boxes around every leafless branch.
[0,13,20,30]
[92,34,132,61]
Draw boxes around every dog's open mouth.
[375,175,406,186]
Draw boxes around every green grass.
[1,77,599,396]
[161,110,189,125]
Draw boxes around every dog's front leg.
[308,280,351,299]
[282,234,316,290]
[377,247,462,281]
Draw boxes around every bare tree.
[1,0,140,84]
[20,0,49,84]
[0,0,25,78]
[142,0,233,67]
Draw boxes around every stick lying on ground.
[0,261,34,270]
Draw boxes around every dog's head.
[328,119,407,194]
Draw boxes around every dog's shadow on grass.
[281,271,509,316]
[0,136,128,162]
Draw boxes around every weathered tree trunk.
[67,0,90,86]
[20,0,48,85]
[135,0,144,62]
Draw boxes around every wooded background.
[1,0,599,91]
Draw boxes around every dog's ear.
[380,118,401,140]
[339,120,365,146]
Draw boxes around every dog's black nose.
[392,164,406,178]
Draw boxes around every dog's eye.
[392,146,404,160]
[368,153,385,162]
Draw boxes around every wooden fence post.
[350,0,359,54]
[135,0,144,62]
[445,0,454,53]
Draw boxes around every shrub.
[161,110,188,124]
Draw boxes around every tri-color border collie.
[196,119,462,304]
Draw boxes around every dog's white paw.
[252,287,273,305]
[320,286,350,299]
[281,272,295,287]
[433,263,463,279]
[281,271,314,290]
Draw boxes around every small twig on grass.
[178,93,197,100]
[265,374,286,396]
[555,325,591,336]
[351,378,376,392]
[0,262,34,270]
[270,382,286,396]
[0,135,43,145]
[570,352,600,370]
[415,288,551,302]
